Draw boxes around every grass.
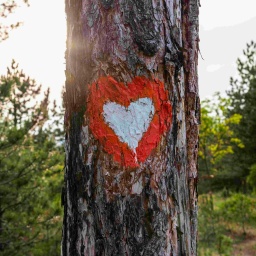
[198,192,256,256]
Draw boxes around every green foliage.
[200,93,243,168]
[199,192,256,255]
[199,93,243,192]
[198,194,233,256]
[199,41,256,193]
[219,194,256,234]
[247,164,256,192]
[199,41,256,255]
[216,235,233,256]
[226,41,256,180]
[0,61,64,255]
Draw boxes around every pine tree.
[226,41,256,186]
[0,61,64,255]
[0,0,29,42]
[62,1,200,255]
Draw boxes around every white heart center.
[103,98,155,150]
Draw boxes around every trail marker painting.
[87,76,172,167]
[103,97,155,149]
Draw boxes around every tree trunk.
[62,0,200,255]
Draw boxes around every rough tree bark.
[62,0,200,255]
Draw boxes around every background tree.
[225,41,256,190]
[198,93,243,192]
[0,61,64,255]
[197,42,256,255]
[198,42,256,193]
[63,0,199,255]
[0,0,29,42]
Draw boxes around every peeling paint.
[81,125,89,145]
[131,176,143,194]
[87,76,172,167]
[103,97,155,150]
[79,144,83,157]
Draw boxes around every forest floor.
[198,193,256,256]
[231,227,256,256]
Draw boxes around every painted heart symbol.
[87,76,172,167]
[103,97,155,150]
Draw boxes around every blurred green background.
[198,42,256,255]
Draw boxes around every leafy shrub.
[198,194,233,255]
[247,164,256,192]
[219,193,256,234]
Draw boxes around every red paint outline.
[87,76,172,167]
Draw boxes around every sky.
[199,0,256,98]
[0,0,256,102]
[0,0,66,105]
